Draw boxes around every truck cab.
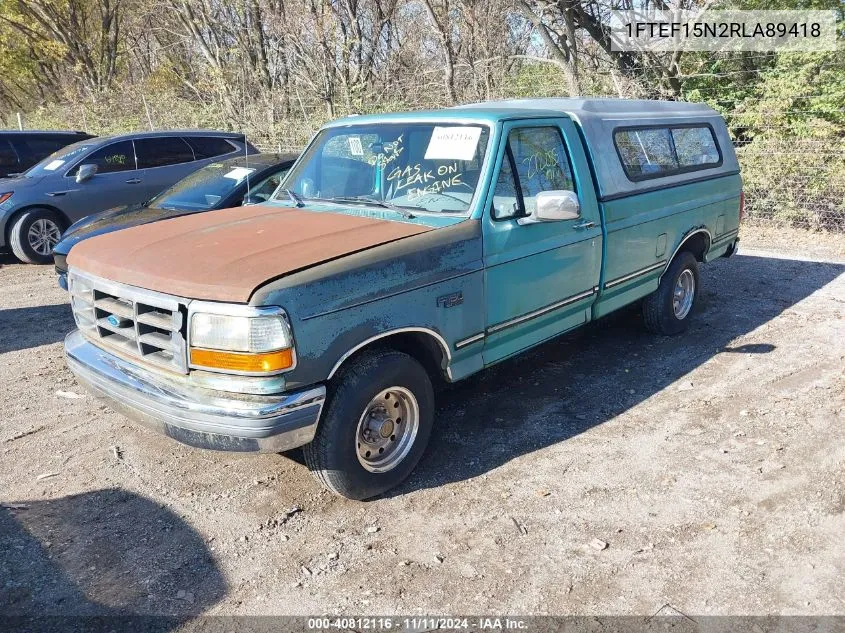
[63,99,741,499]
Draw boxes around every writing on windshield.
[279,123,490,215]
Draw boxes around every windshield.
[277,122,490,215]
[25,140,95,177]
[150,162,257,211]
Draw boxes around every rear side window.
[614,125,721,181]
[186,136,237,159]
[672,127,720,167]
[0,139,18,168]
[135,136,195,168]
[17,136,73,159]
[74,140,136,174]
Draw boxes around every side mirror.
[518,190,580,225]
[75,164,98,183]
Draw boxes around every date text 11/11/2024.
[307,617,529,630]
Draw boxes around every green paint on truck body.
[254,98,742,390]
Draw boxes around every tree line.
[0,0,843,229]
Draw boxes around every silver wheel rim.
[355,386,419,473]
[673,269,695,319]
[27,218,61,256]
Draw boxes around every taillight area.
[739,190,745,221]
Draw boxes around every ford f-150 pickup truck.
[63,98,742,500]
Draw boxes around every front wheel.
[9,208,64,264]
[303,349,435,500]
[642,251,700,335]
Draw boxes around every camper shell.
[456,98,739,200]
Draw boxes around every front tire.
[9,208,64,264]
[303,349,435,500]
[642,251,700,335]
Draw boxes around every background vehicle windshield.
[24,141,95,177]
[278,123,490,214]
[149,162,257,211]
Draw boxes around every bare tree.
[2,0,124,96]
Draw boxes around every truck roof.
[454,97,719,119]
[327,98,739,201]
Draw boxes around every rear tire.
[303,349,434,500]
[643,251,700,335]
[9,208,64,264]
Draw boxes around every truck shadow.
[0,303,73,354]
[393,253,845,496]
[0,488,226,629]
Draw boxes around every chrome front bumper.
[64,330,325,453]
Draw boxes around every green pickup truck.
[64,98,742,499]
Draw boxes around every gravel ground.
[1,226,843,621]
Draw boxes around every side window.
[671,127,720,167]
[614,125,721,180]
[509,127,575,215]
[0,139,18,168]
[19,137,69,159]
[73,140,136,174]
[246,169,288,203]
[186,136,237,159]
[614,128,677,179]
[492,150,521,220]
[135,137,195,169]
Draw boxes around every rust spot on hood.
[67,205,431,302]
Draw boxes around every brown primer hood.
[67,205,431,302]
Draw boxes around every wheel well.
[676,230,710,263]
[330,331,450,386]
[4,204,70,243]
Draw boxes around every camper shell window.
[613,123,722,182]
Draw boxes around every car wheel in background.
[9,208,64,264]
[303,349,435,500]
[642,251,701,335]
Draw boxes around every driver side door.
[482,118,603,365]
[60,140,148,223]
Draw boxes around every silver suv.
[0,130,258,263]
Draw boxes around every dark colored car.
[54,153,297,287]
[0,130,259,264]
[0,130,94,179]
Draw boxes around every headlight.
[188,306,295,375]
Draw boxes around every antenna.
[240,53,251,196]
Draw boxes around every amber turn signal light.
[190,347,293,373]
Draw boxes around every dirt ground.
[1,225,844,622]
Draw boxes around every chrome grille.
[68,269,188,373]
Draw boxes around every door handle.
[125,178,142,184]
[573,220,596,230]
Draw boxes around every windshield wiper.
[324,196,416,219]
[284,188,304,208]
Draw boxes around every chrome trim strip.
[711,228,739,245]
[327,327,453,381]
[487,288,596,335]
[604,260,667,289]
[454,332,485,350]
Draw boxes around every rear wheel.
[303,349,434,500]
[643,251,700,335]
[9,208,64,264]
